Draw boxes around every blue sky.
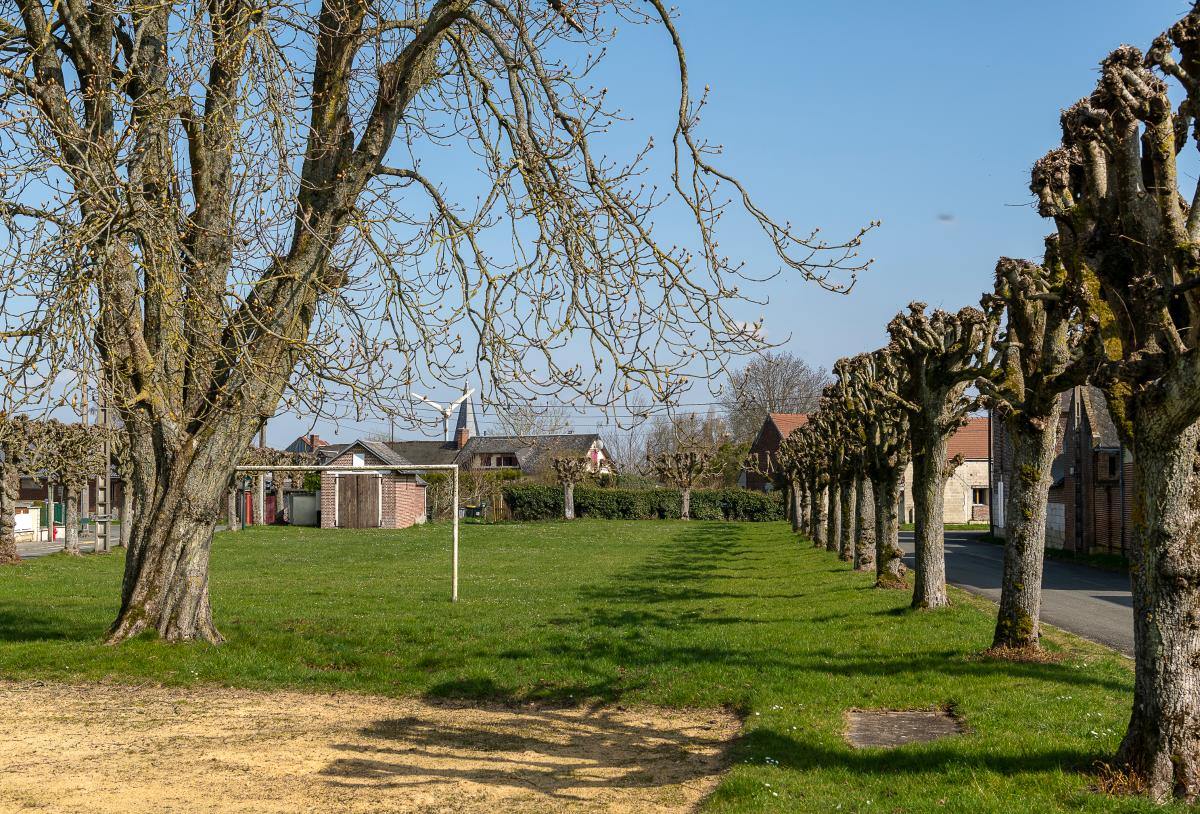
[274,0,1179,445]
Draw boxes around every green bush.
[502,485,564,520]
[501,484,784,522]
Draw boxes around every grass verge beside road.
[0,521,1167,812]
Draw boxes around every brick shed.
[320,440,427,530]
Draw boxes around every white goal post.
[234,463,461,602]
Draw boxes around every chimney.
[455,425,470,449]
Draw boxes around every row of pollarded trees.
[0,417,122,561]
[781,6,1200,800]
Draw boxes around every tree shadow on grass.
[0,606,109,642]
[319,704,740,804]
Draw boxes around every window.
[972,487,989,506]
[352,453,365,468]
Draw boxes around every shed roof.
[768,413,809,438]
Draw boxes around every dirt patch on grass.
[979,645,1066,664]
[0,680,740,813]
[844,708,963,749]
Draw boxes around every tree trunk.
[855,476,875,572]
[252,473,264,526]
[825,480,840,553]
[992,413,1058,649]
[874,470,906,587]
[563,481,575,520]
[1115,420,1200,801]
[62,483,81,556]
[680,487,691,520]
[838,479,854,562]
[119,486,133,547]
[0,462,19,564]
[790,480,802,533]
[812,484,827,548]
[911,430,951,609]
[226,487,240,531]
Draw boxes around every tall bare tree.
[887,304,994,609]
[0,0,875,642]
[978,250,1092,650]
[721,351,829,441]
[1031,6,1200,797]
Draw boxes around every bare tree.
[0,415,41,563]
[552,456,589,520]
[721,351,829,441]
[52,422,108,555]
[886,304,994,610]
[494,405,574,439]
[647,413,724,519]
[1030,7,1200,797]
[978,250,1092,650]
[839,351,909,588]
[603,421,651,476]
[0,1,875,643]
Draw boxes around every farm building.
[740,412,809,491]
[899,415,991,524]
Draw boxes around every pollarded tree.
[828,357,875,572]
[0,415,39,563]
[806,411,843,555]
[887,304,994,610]
[552,457,590,520]
[978,248,1093,650]
[1030,8,1200,797]
[792,423,829,549]
[839,351,909,588]
[52,422,108,556]
[0,1,876,643]
[648,449,716,521]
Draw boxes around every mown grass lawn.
[0,520,1171,812]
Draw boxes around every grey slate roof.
[383,432,602,472]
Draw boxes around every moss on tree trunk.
[993,414,1058,649]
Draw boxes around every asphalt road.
[899,530,1134,657]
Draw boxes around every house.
[285,433,330,455]
[319,440,428,529]
[991,386,1132,555]
[379,396,611,477]
[899,416,992,524]
[740,413,809,491]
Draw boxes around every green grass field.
[0,520,1171,812]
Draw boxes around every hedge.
[501,485,784,522]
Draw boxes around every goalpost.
[234,463,461,602]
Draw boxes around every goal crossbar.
[233,463,461,602]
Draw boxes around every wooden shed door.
[337,475,380,528]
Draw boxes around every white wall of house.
[900,460,990,524]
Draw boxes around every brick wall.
[319,446,426,529]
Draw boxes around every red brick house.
[319,440,427,529]
[740,413,808,491]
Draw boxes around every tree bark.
[790,480,802,533]
[812,484,827,548]
[119,487,133,547]
[1115,420,1200,801]
[563,481,575,520]
[911,430,951,609]
[0,462,19,564]
[992,413,1058,649]
[62,483,81,555]
[226,487,240,531]
[252,473,265,526]
[874,470,906,587]
[825,480,840,553]
[854,476,875,572]
[680,487,691,520]
[838,479,854,562]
